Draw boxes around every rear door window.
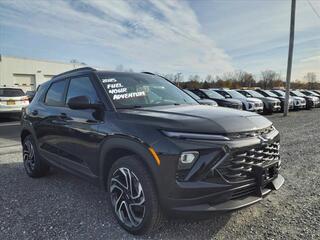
[45,80,67,106]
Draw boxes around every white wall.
[0,56,85,91]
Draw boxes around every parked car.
[289,90,319,109]
[0,87,29,117]
[299,90,320,107]
[189,89,242,110]
[183,89,218,106]
[26,90,36,102]
[312,90,320,95]
[237,90,281,114]
[271,90,306,110]
[255,89,294,111]
[21,67,284,235]
[211,89,263,112]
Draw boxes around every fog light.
[178,151,199,170]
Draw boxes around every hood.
[198,99,217,106]
[292,97,305,102]
[247,98,263,103]
[266,97,280,102]
[117,105,272,134]
[226,98,242,105]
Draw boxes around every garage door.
[13,74,36,91]
[43,75,54,82]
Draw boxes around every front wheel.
[107,155,163,235]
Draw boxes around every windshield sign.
[98,73,198,108]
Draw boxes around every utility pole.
[284,0,296,116]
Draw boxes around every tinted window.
[0,88,25,97]
[215,90,231,98]
[247,90,264,98]
[184,90,200,100]
[45,80,67,106]
[202,90,225,99]
[263,90,278,97]
[191,90,206,98]
[238,90,253,98]
[66,76,99,103]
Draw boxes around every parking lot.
[0,109,319,240]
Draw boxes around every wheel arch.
[21,128,32,143]
[98,136,161,191]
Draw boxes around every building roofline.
[0,54,86,66]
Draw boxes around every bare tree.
[304,72,317,89]
[260,70,282,89]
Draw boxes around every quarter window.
[45,80,67,106]
[66,76,99,104]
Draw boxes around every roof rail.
[53,67,96,79]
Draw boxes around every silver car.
[212,89,264,112]
[0,87,29,116]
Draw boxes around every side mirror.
[67,96,103,110]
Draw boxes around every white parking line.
[0,121,20,127]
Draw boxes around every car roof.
[51,67,155,82]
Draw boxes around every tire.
[22,135,50,178]
[107,155,163,235]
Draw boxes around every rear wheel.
[107,155,163,235]
[22,135,49,177]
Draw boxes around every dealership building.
[0,55,86,92]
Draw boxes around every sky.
[0,0,319,81]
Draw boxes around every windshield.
[237,90,252,98]
[227,90,246,99]
[0,88,25,97]
[272,90,285,97]
[292,91,306,97]
[202,89,225,99]
[98,73,198,108]
[247,90,264,98]
[263,90,278,97]
[184,90,200,100]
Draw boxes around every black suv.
[21,68,284,235]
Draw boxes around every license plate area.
[252,161,279,187]
[7,100,16,105]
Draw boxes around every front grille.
[228,126,274,139]
[217,141,280,182]
[230,104,241,109]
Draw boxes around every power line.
[307,0,320,19]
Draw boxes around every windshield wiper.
[117,105,143,109]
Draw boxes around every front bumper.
[158,128,283,215]
[0,105,25,113]
[271,105,281,112]
[172,174,284,213]
[294,102,306,109]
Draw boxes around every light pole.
[284,0,296,116]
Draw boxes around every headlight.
[162,131,230,141]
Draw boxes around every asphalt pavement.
[0,110,319,240]
[0,117,21,153]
